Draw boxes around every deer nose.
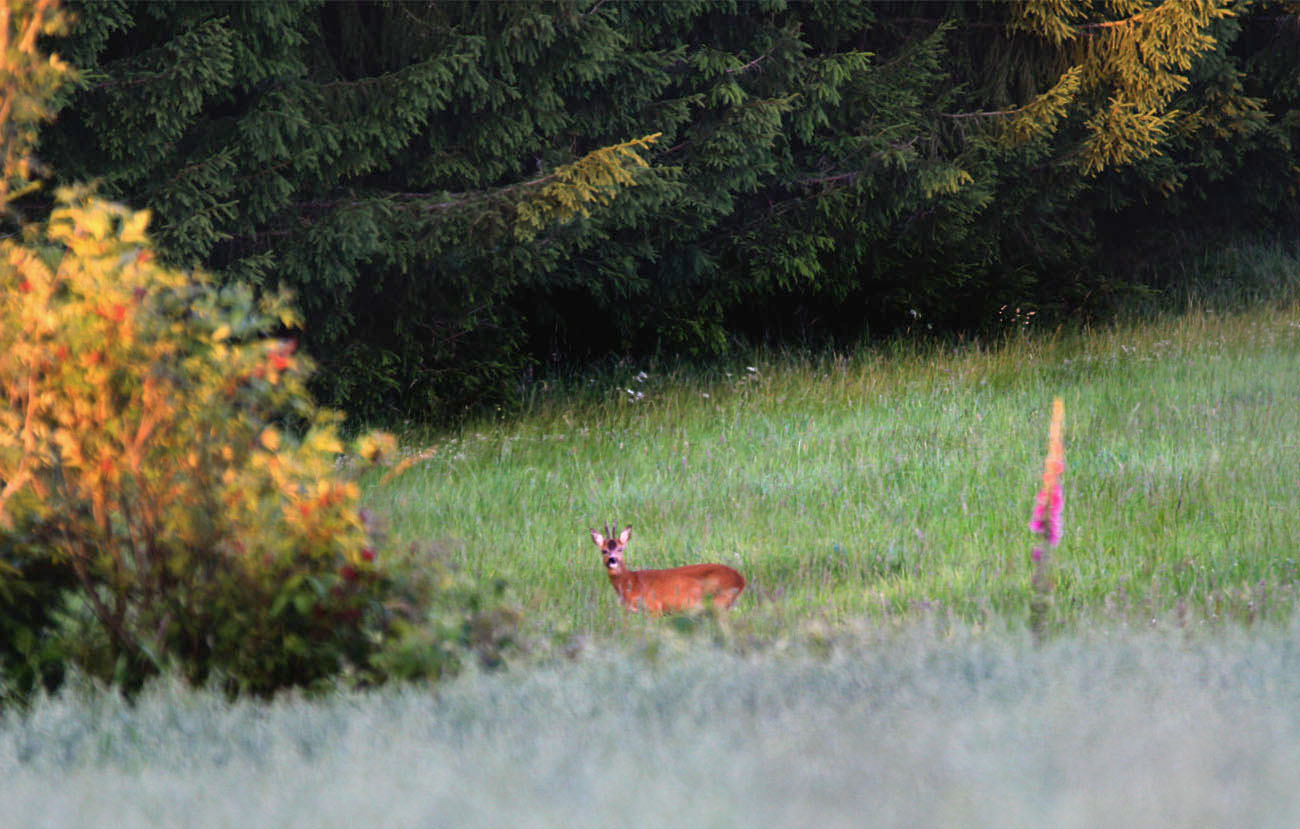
[606,557,619,568]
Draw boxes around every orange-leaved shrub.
[0,189,418,694]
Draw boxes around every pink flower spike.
[1030,398,1065,547]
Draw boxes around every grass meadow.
[6,243,1300,826]
[366,298,1300,640]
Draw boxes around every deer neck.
[607,567,635,597]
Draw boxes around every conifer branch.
[265,134,661,241]
[1077,12,1148,30]
[798,171,863,187]
[580,0,610,20]
[940,108,1021,120]
[886,17,1006,30]
[397,4,454,34]
[92,71,166,91]
[726,53,770,76]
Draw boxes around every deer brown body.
[591,524,745,615]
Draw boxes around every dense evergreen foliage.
[27,0,1300,421]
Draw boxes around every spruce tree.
[31,1,1299,421]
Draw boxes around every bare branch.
[726,53,769,76]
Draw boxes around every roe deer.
[590,524,745,615]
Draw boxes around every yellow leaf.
[81,209,110,240]
[213,325,231,342]
[260,428,280,451]
[121,210,151,244]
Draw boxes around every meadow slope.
[365,302,1300,638]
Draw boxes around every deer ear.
[619,526,632,544]
[590,529,605,547]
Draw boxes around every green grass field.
[364,299,1300,640]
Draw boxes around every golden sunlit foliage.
[513,132,662,241]
[1006,0,1263,174]
[0,190,407,691]
[0,0,71,208]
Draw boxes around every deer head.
[591,523,632,576]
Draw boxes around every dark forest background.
[22,0,1300,423]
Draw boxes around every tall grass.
[364,300,1300,639]
[6,622,1300,827]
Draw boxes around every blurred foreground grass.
[5,620,1300,827]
